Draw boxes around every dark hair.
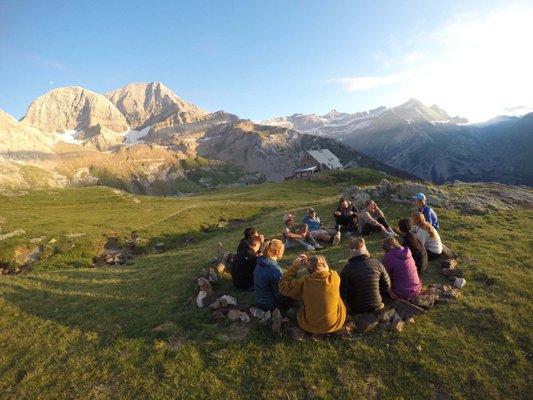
[248,235,261,247]
[398,218,411,234]
[243,227,257,238]
[338,196,349,207]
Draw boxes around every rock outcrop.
[22,86,129,134]
[106,81,207,130]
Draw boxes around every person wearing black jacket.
[232,235,262,291]
[334,197,359,234]
[340,238,391,313]
[397,218,428,273]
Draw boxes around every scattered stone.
[441,259,458,269]
[394,299,427,320]
[249,307,266,319]
[355,313,379,333]
[196,277,213,294]
[196,291,208,308]
[377,308,396,323]
[259,310,272,324]
[271,308,282,333]
[391,319,406,332]
[411,293,439,309]
[454,278,467,289]
[227,309,244,322]
[29,236,46,244]
[289,326,307,341]
[219,295,237,307]
[240,313,251,323]
[406,317,415,324]
[0,229,26,241]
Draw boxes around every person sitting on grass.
[411,212,455,261]
[282,213,322,251]
[279,254,346,335]
[303,207,341,246]
[413,192,439,230]
[340,238,391,313]
[381,237,422,301]
[359,199,396,237]
[237,227,264,252]
[231,234,262,291]
[397,218,428,273]
[254,239,296,311]
[334,197,359,234]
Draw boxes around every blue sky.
[1,0,531,122]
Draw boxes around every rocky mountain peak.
[106,81,207,130]
[21,86,129,134]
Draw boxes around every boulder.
[394,299,427,319]
[411,293,439,309]
[227,309,243,322]
[377,308,396,323]
[249,307,266,319]
[355,313,379,333]
[395,182,431,200]
[219,295,237,307]
[196,277,213,293]
[391,319,405,332]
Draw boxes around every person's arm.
[361,210,381,226]
[379,264,391,293]
[285,227,303,240]
[430,209,440,230]
[278,263,304,300]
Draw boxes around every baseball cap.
[413,193,426,202]
[283,214,294,223]
[308,207,316,213]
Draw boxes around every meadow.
[0,169,531,399]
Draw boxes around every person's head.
[307,207,317,218]
[365,199,377,212]
[338,196,350,210]
[411,212,437,239]
[283,213,295,226]
[349,237,370,257]
[412,192,426,207]
[249,235,262,252]
[397,218,411,234]
[307,255,329,274]
[243,227,257,239]
[264,239,285,260]
[382,236,402,252]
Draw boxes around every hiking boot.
[332,231,341,247]
[305,245,315,251]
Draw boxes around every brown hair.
[382,237,402,251]
[307,255,329,274]
[349,237,365,250]
[248,235,262,247]
[264,239,285,260]
[412,212,437,239]
[338,196,350,208]
[364,199,375,208]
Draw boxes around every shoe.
[306,245,315,251]
[314,244,323,250]
[332,231,341,246]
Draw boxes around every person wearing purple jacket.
[381,237,422,300]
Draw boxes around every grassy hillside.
[0,168,531,399]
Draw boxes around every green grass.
[0,168,531,399]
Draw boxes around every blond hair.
[412,212,437,239]
[349,237,365,250]
[307,255,329,274]
[264,239,285,260]
[382,236,402,251]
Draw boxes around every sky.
[1,0,532,122]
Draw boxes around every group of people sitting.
[230,192,454,336]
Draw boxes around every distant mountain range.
[0,82,411,193]
[262,99,533,185]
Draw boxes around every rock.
[196,291,208,308]
[411,293,439,309]
[289,326,307,341]
[213,262,226,274]
[155,242,165,250]
[218,323,249,342]
[356,313,379,333]
[259,310,271,324]
[207,268,219,283]
[394,299,427,319]
[240,313,251,323]
[395,182,431,200]
[219,295,237,307]
[227,309,243,322]
[454,278,467,289]
[377,308,396,323]
[196,277,213,294]
[271,308,282,333]
[379,178,392,190]
[406,317,415,324]
[441,259,458,269]
[249,307,266,319]
[391,319,406,332]
[391,312,402,325]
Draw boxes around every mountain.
[22,86,129,134]
[106,82,207,130]
[1,83,413,193]
[262,99,532,185]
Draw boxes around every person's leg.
[310,229,330,242]
[293,238,314,251]
[376,216,391,231]
[440,244,457,259]
[305,232,322,249]
[360,224,377,236]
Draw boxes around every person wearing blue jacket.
[253,239,295,311]
[413,193,440,230]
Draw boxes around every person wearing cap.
[303,208,341,246]
[340,238,391,313]
[282,213,322,251]
[413,192,439,230]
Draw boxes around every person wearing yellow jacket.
[279,254,346,334]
